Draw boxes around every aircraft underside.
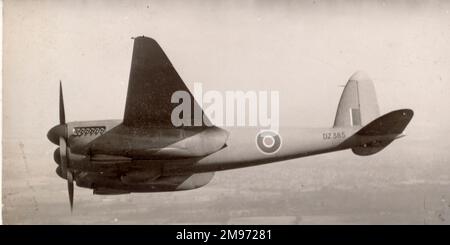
[74,171,215,194]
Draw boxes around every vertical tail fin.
[334,71,380,128]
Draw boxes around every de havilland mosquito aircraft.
[47,36,413,210]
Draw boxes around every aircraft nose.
[47,124,66,145]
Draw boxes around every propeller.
[59,81,65,124]
[48,81,74,211]
[59,135,74,211]
[67,171,74,211]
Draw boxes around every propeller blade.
[67,171,74,212]
[59,136,74,211]
[59,81,66,124]
[57,82,73,211]
[59,136,67,175]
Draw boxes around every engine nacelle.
[89,126,229,159]
[75,171,215,193]
[120,165,162,184]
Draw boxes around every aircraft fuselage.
[50,119,359,194]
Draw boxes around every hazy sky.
[3,0,450,140]
[3,0,450,225]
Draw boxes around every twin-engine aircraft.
[47,36,413,210]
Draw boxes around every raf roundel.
[256,130,282,154]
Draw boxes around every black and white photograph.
[2,0,450,227]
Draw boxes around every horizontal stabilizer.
[351,109,413,156]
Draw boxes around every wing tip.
[132,35,158,44]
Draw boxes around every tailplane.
[350,109,414,156]
[334,71,380,128]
